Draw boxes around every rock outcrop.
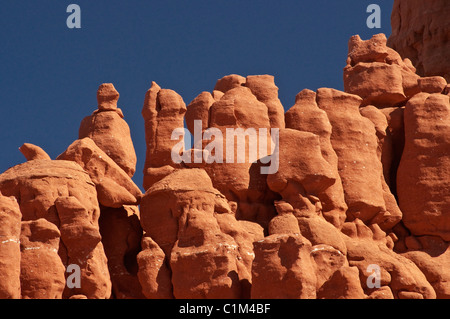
[0,1,449,299]
[79,83,137,178]
[0,194,22,299]
[396,93,450,240]
[388,0,450,82]
[20,219,66,299]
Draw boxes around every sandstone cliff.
[0,1,449,299]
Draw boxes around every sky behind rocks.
[0,0,393,189]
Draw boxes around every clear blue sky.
[0,0,393,189]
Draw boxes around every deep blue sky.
[0,0,393,189]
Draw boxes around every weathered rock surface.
[316,88,400,230]
[57,138,142,209]
[388,0,450,82]
[0,194,22,299]
[136,236,173,299]
[20,219,66,299]
[99,205,144,299]
[0,159,112,299]
[142,82,187,190]
[397,93,450,240]
[1,5,450,298]
[344,34,420,107]
[79,84,137,177]
[185,81,279,229]
[140,168,263,299]
[251,234,317,299]
[245,75,285,129]
[285,89,347,228]
[19,143,51,161]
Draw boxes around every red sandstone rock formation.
[140,169,262,299]
[20,219,66,299]
[344,34,420,107]
[79,84,137,178]
[142,82,186,190]
[397,93,450,240]
[98,205,144,299]
[388,0,450,82]
[0,4,449,299]
[184,78,280,229]
[19,143,51,161]
[57,138,142,209]
[285,89,347,228]
[0,194,21,299]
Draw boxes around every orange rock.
[188,83,278,229]
[185,91,215,135]
[55,195,112,299]
[136,236,173,299]
[316,88,388,224]
[19,143,51,161]
[317,267,366,299]
[311,244,348,290]
[268,204,300,235]
[379,106,405,196]
[251,234,317,299]
[140,169,255,298]
[0,194,21,299]
[0,160,98,226]
[99,205,144,299]
[418,76,447,94]
[79,83,137,177]
[267,128,335,196]
[397,93,450,240]
[0,160,112,299]
[359,105,402,230]
[344,62,406,107]
[342,220,436,299]
[388,0,450,82]
[214,74,246,93]
[20,219,66,299]
[97,83,119,111]
[57,138,142,208]
[402,237,450,298]
[142,83,187,190]
[444,84,450,96]
[297,216,347,254]
[285,89,347,227]
[344,34,421,107]
[245,75,285,128]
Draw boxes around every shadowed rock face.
[388,0,450,82]
[1,4,450,298]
